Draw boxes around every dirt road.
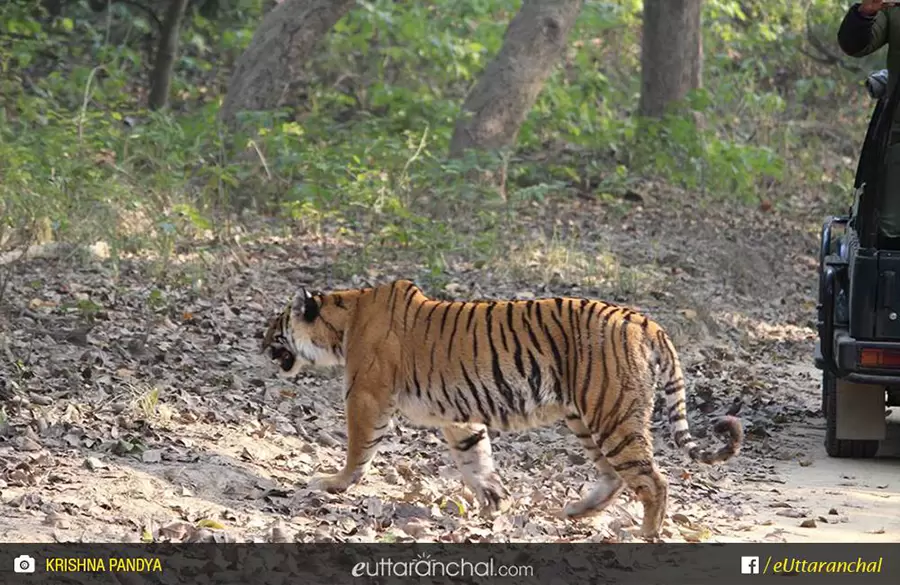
[721,407,900,543]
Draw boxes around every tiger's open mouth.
[269,345,296,372]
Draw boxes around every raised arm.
[838,1,890,57]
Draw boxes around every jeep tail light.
[858,348,900,368]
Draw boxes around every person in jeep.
[839,0,900,240]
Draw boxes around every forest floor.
[2,183,899,544]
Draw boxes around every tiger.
[261,279,742,539]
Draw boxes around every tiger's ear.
[292,287,319,322]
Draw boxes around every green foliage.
[0,0,873,280]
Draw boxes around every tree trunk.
[639,0,703,119]
[688,16,703,92]
[148,0,190,111]
[448,0,584,157]
[218,0,356,127]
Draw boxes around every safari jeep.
[815,69,900,458]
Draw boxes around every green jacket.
[839,3,900,97]
[840,4,900,237]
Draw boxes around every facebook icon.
[741,556,760,574]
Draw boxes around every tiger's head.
[261,287,350,377]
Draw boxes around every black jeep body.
[815,70,900,458]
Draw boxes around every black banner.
[0,543,895,585]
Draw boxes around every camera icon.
[14,555,36,573]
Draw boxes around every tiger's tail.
[652,329,742,464]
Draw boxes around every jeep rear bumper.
[816,333,900,385]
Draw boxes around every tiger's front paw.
[307,473,353,494]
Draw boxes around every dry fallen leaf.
[679,525,712,542]
[141,449,162,464]
[156,521,197,542]
[270,524,292,543]
[671,513,692,527]
[680,309,698,320]
[84,457,106,471]
[196,519,225,530]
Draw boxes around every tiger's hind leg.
[562,414,626,518]
[596,420,668,540]
[442,423,509,513]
